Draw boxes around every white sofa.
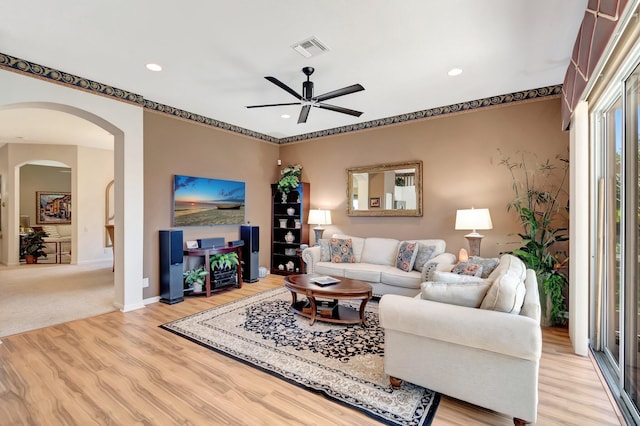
[379,254,542,425]
[301,234,456,297]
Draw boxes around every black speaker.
[197,237,225,249]
[240,225,259,282]
[159,229,184,304]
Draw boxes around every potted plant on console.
[210,252,240,288]
[183,266,209,293]
[277,164,302,203]
[21,229,49,264]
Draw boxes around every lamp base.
[313,228,325,246]
[464,235,483,257]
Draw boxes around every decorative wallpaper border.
[0,52,561,145]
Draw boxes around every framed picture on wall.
[369,197,381,208]
[36,191,71,224]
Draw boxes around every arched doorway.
[0,69,145,312]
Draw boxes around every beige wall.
[20,164,71,225]
[142,97,568,298]
[143,112,280,298]
[278,97,569,259]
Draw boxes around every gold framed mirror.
[347,160,422,217]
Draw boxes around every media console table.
[183,246,243,297]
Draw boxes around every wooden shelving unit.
[271,182,309,275]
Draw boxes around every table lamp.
[455,208,492,256]
[308,209,332,245]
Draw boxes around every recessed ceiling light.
[281,114,291,119]
[448,68,462,77]
[146,63,162,72]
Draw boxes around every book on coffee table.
[311,276,340,286]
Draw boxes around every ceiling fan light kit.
[246,67,364,124]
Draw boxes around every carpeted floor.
[0,262,115,337]
[161,286,440,426]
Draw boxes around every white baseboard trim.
[116,302,146,312]
[144,296,161,305]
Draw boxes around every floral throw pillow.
[413,244,436,272]
[452,262,483,277]
[396,241,419,272]
[330,238,356,263]
[468,256,499,279]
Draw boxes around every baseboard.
[76,258,113,267]
[115,302,146,312]
[144,296,161,305]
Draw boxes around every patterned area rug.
[161,287,439,426]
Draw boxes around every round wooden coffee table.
[283,274,373,326]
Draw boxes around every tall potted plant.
[499,150,569,326]
[21,230,49,264]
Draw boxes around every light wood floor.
[0,276,623,425]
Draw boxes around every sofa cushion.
[314,262,346,277]
[319,239,331,261]
[468,256,500,278]
[361,237,399,265]
[380,267,423,290]
[332,234,365,262]
[421,281,491,308]
[343,263,387,282]
[452,262,483,277]
[396,241,418,272]
[480,254,527,314]
[413,239,446,257]
[330,238,356,263]
[413,243,436,271]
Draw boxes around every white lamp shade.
[455,208,493,231]
[308,209,332,226]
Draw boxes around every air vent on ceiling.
[291,37,329,58]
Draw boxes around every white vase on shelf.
[294,219,301,229]
[287,207,295,216]
[279,219,288,228]
[284,231,295,243]
[281,192,288,203]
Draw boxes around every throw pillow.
[452,262,483,277]
[319,239,331,262]
[480,270,526,314]
[468,256,500,279]
[413,243,436,271]
[396,241,419,272]
[431,270,488,284]
[330,238,356,263]
[421,261,439,282]
[421,281,491,308]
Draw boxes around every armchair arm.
[301,246,321,273]
[379,294,541,361]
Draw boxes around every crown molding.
[0,52,561,145]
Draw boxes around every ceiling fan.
[246,67,365,124]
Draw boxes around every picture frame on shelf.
[185,240,199,249]
[369,197,381,208]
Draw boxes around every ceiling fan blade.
[298,105,311,123]
[313,84,364,102]
[265,76,302,100]
[317,103,363,117]
[246,102,300,109]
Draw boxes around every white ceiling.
[0,0,587,144]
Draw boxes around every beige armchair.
[379,255,542,425]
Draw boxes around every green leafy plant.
[183,266,208,289]
[499,150,569,326]
[21,230,49,261]
[277,164,302,194]
[210,252,240,271]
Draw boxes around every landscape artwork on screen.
[173,175,245,226]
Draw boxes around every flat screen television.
[173,174,245,226]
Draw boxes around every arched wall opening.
[0,69,145,312]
